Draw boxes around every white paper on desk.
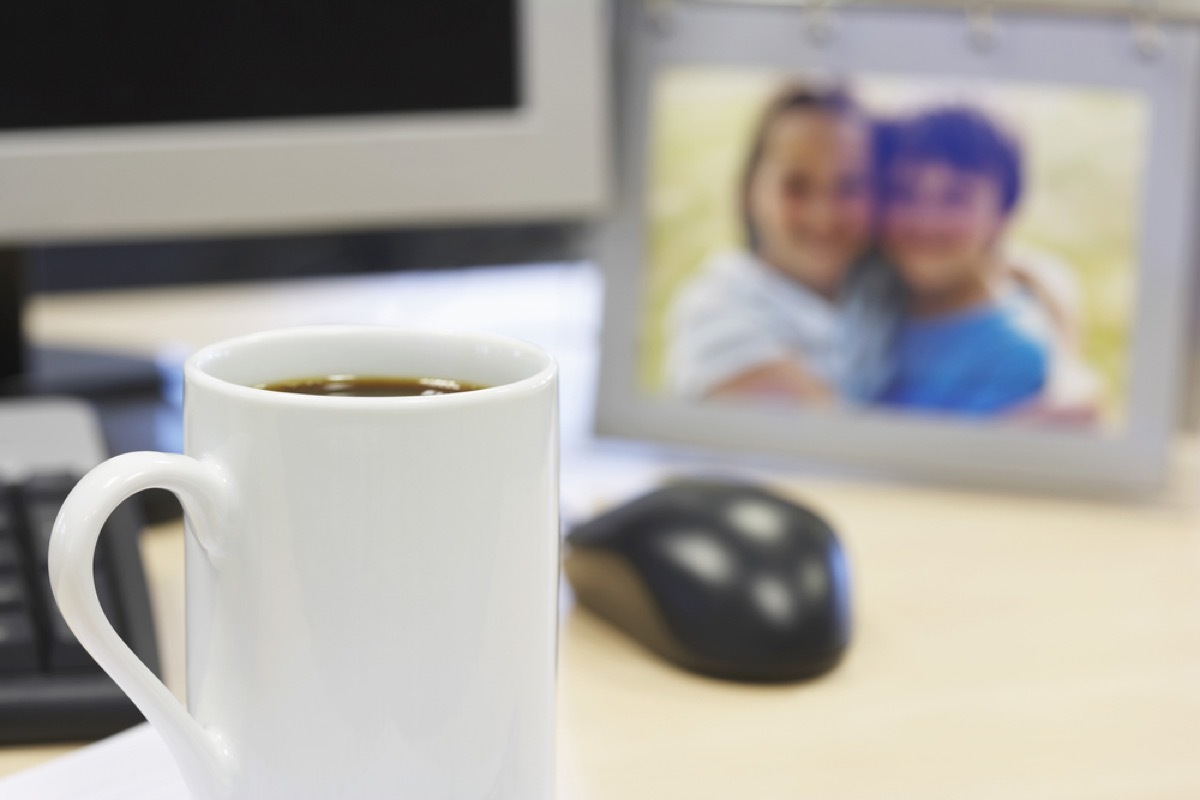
[0,723,188,799]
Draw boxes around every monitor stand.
[0,248,182,522]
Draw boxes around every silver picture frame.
[595,0,1200,493]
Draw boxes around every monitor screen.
[0,1,519,131]
[0,0,607,242]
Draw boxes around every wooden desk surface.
[4,268,1200,798]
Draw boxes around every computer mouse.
[564,479,851,683]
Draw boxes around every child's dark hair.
[739,82,866,252]
[886,105,1024,213]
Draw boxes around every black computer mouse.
[564,479,851,683]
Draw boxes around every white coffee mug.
[49,326,560,799]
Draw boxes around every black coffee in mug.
[259,375,487,397]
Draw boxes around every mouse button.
[779,537,849,616]
[793,557,832,603]
[650,526,740,589]
[746,574,803,630]
[635,529,757,625]
[766,519,836,572]
[722,495,793,548]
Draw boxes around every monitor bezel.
[0,0,610,244]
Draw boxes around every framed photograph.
[595,0,1200,492]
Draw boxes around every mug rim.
[184,325,557,408]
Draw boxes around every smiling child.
[667,82,895,404]
[878,106,1049,415]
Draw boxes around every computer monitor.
[0,0,609,392]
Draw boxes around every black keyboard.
[0,408,159,744]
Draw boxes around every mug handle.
[49,451,234,799]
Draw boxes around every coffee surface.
[259,375,487,397]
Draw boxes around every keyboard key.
[0,611,38,674]
[22,495,60,565]
[0,538,18,571]
[0,495,18,571]
[0,574,26,611]
[21,475,77,563]
[0,490,14,535]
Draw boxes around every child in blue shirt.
[877,106,1049,416]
